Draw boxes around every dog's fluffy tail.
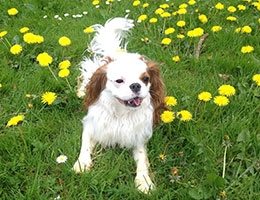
[90,17,134,58]
[77,18,134,98]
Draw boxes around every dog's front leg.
[73,124,95,173]
[133,145,155,194]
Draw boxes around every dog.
[73,17,166,194]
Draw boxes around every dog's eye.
[115,79,124,84]
[142,76,149,83]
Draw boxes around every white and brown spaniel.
[73,18,166,193]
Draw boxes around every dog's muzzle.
[117,97,143,107]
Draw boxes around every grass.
[1,0,260,199]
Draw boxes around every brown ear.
[146,61,167,125]
[84,66,107,111]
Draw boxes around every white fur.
[90,18,134,58]
[74,18,156,193]
[81,91,153,148]
[77,18,134,98]
[106,55,150,102]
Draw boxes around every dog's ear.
[146,61,167,125]
[84,66,107,111]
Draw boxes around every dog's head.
[84,54,166,125]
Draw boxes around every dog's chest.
[85,106,153,148]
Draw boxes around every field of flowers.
[1,0,260,199]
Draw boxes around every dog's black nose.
[130,83,141,93]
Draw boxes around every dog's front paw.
[135,175,155,194]
[73,159,92,173]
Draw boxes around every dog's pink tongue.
[133,98,141,106]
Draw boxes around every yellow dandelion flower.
[241,25,252,33]
[214,96,229,106]
[161,38,172,45]
[241,45,254,53]
[36,52,53,67]
[143,3,149,8]
[41,92,57,105]
[178,8,187,15]
[58,36,71,46]
[7,115,24,127]
[198,14,208,24]
[215,2,224,10]
[24,33,37,43]
[252,74,260,86]
[198,92,212,102]
[188,0,196,5]
[159,154,165,160]
[10,44,22,55]
[35,35,44,43]
[235,27,242,33]
[164,96,177,106]
[149,18,158,23]
[193,27,204,36]
[0,83,2,88]
[227,6,237,13]
[138,14,147,21]
[160,4,169,9]
[161,110,175,123]
[165,27,175,35]
[218,85,236,97]
[211,25,222,32]
[187,30,194,37]
[20,27,29,33]
[237,4,246,10]
[25,94,32,98]
[177,34,185,39]
[172,56,180,62]
[8,8,18,16]
[160,12,171,18]
[252,2,260,7]
[179,3,188,9]
[84,26,94,33]
[226,16,237,21]
[172,11,178,16]
[177,20,186,27]
[58,68,70,78]
[255,4,260,11]
[133,0,140,6]
[0,31,8,38]
[58,60,71,69]
[177,110,192,121]
[187,27,204,37]
[92,0,99,5]
[155,8,164,15]
[23,32,44,44]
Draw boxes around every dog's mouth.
[117,97,143,107]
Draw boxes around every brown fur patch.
[146,61,167,125]
[84,65,107,111]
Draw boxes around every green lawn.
[1,0,260,199]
